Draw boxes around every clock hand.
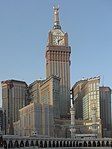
[57,38,63,44]
[58,38,63,41]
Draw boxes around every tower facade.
[99,87,112,137]
[72,77,101,121]
[0,108,5,135]
[45,6,71,117]
[1,80,28,134]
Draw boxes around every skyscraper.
[28,80,44,103]
[72,77,101,121]
[45,6,71,117]
[72,77,112,137]
[39,76,60,119]
[13,76,60,137]
[1,80,28,134]
[99,87,112,137]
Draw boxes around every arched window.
[35,140,38,146]
[106,141,109,147]
[0,136,3,147]
[76,141,78,147]
[44,141,47,148]
[111,141,112,147]
[8,140,13,148]
[102,141,105,147]
[79,143,82,147]
[3,140,7,149]
[14,140,19,148]
[70,141,72,147]
[88,141,91,147]
[93,141,96,147]
[84,141,87,147]
[67,141,69,147]
[40,140,43,148]
[48,141,51,147]
[20,141,24,147]
[73,141,75,147]
[30,140,34,146]
[97,141,101,147]
[60,141,62,147]
[25,141,29,147]
[53,141,55,147]
[63,141,66,147]
[56,141,59,147]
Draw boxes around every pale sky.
[0,0,112,106]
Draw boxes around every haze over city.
[0,0,112,106]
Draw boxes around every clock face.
[53,35,64,45]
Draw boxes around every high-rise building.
[40,76,60,119]
[72,77,100,121]
[14,75,60,137]
[72,77,112,137]
[28,80,44,103]
[1,80,28,134]
[71,79,87,120]
[45,6,71,117]
[28,76,60,119]
[72,77,102,137]
[99,87,112,137]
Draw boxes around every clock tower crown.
[47,6,69,47]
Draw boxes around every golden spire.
[53,5,61,29]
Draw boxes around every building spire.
[53,5,61,29]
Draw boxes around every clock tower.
[45,6,71,117]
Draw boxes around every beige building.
[28,80,44,103]
[72,76,112,138]
[28,76,60,118]
[14,102,54,137]
[72,77,101,121]
[1,80,28,134]
[54,118,102,138]
[19,102,42,136]
[13,120,20,136]
[72,77,102,137]
[40,76,60,118]
[45,6,71,117]
[41,104,54,136]
[14,75,60,137]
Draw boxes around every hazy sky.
[0,0,112,106]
